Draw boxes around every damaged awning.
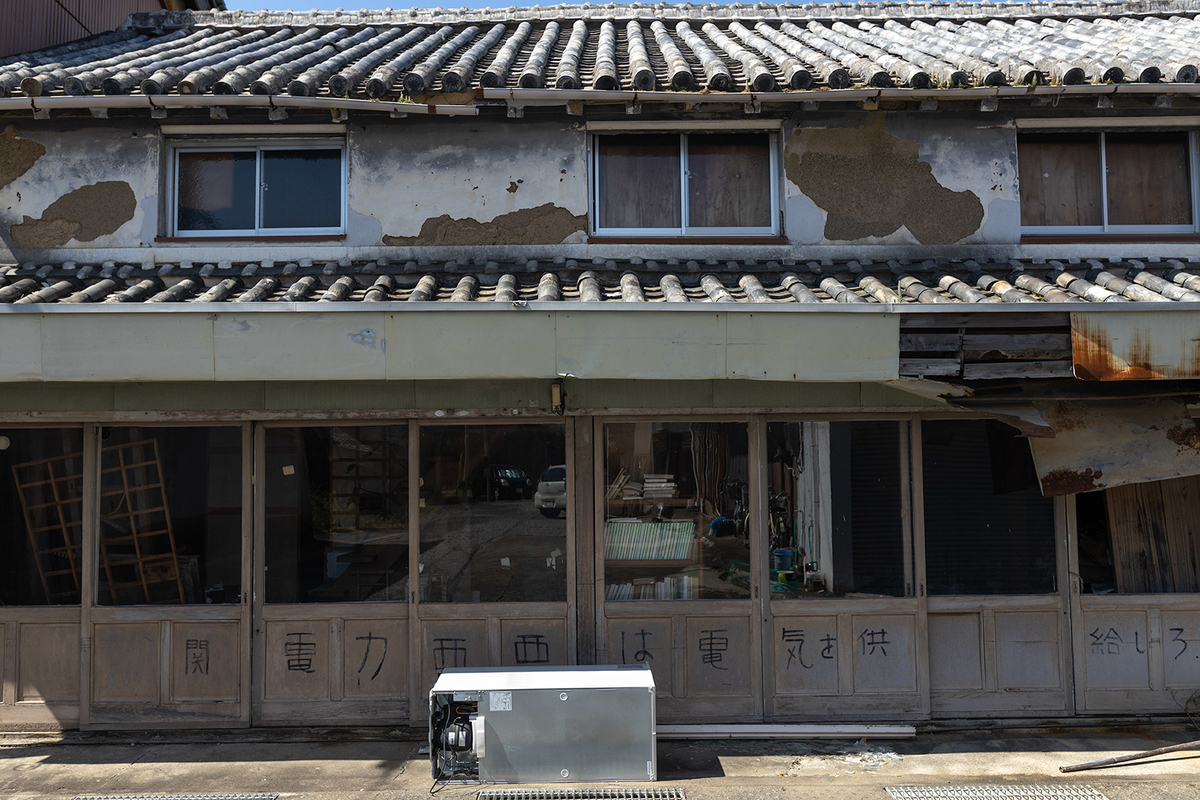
[1028,397,1200,496]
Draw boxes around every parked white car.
[533,464,567,518]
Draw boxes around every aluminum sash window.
[591,131,780,237]
[1019,130,1200,235]
[169,141,347,238]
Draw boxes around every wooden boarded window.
[1019,131,1197,232]
[1018,133,1102,227]
[1105,131,1193,226]
[1075,476,1200,594]
[596,135,681,230]
[594,132,776,235]
[687,133,772,229]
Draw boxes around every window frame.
[1019,129,1200,236]
[169,140,347,238]
[590,130,780,238]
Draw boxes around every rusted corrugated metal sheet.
[1072,311,1200,381]
[0,1,163,58]
[1029,398,1200,495]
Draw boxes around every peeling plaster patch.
[10,181,136,247]
[349,329,379,350]
[0,126,45,189]
[383,203,586,246]
[785,119,984,245]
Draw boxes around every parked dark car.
[475,464,532,501]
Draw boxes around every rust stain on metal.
[1073,316,1162,381]
[1073,313,1200,381]
[1041,467,1104,496]
[1168,421,1200,454]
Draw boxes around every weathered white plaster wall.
[0,120,158,262]
[2,111,1198,266]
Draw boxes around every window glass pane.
[1018,134,1102,227]
[176,151,256,231]
[597,134,681,229]
[1106,131,1193,226]
[603,422,749,601]
[2,428,85,605]
[261,148,343,230]
[419,425,566,603]
[767,422,907,598]
[1076,476,1200,594]
[265,426,408,604]
[922,420,1056,595]
[687,133,772,228]
[98,427,242,605]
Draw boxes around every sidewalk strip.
[74,795,279,800]
[886,787,1107,800]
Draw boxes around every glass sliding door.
[414,422,570,721]
[255,424,410,725]
[764,421,923,720]
[88,425,250,728]
[0,427,86,728]
[921,419,1068,717]
[600,419,761,722]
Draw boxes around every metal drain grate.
[478,790,685,800]
[75,795,279,800]
[887,787,1107,800]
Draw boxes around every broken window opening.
[1075,476,1200,594]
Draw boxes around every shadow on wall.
[785,114,985,245]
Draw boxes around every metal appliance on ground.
[429,664,656,783]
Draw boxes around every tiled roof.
[2,257,1199,305]
[4,1,1200,98]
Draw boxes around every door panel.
[88,610,247,728]
[603,603,759,722]
[255,604,409,724]
[769,600,924,718]
[0,612,81,728]
[415,605,570,723]
[928,599,1069,716]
